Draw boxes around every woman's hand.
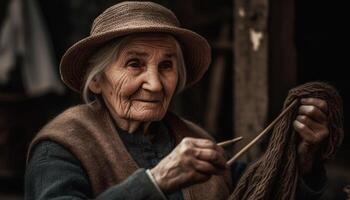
[150,137,227,193]
[293,98,329,175]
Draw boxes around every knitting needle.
[226,99,298,166]
[217,136,243,147]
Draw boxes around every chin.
[130,109,166,122]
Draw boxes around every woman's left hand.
[293,98,329,175]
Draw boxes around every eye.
[159,60,173,70]
[126,58,142,68]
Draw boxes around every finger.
[191,138,225,155]
[298,105,327,123]
[296,115,329,141]
[182,137,214,148]
[193,148,227,168]
[301,98,328,113]
[296,115,329,138]
[192,159,224,175]
[293,120,319,144]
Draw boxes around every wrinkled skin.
[150,98,330,192]
[89,35,179,133]
[90,34,329,193]
[151,137,227,193]
[294,98,329,175]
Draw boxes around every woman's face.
[91,35,179,122]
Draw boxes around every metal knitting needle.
[226,99,298,166]
[217,136,243,147]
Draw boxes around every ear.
[88,76,102,94]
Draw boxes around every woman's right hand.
[150,137,227,193]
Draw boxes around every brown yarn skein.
[229,82,344,200]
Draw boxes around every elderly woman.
[25,1,329,200]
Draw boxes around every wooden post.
[233,0,269,162]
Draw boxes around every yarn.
[229,82,344,200]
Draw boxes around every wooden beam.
[233,0,269,162]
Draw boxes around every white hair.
[82,34,187,103]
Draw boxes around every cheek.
[163,72,178,97]
[119,78,143,97]
[103,71,141,99]
[101,71,145,117]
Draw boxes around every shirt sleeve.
[25,140,166,200]
[296,160,328,200]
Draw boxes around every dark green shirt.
[25,121,327,200]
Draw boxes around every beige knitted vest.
[27,102,232,199]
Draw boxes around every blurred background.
[0,0,349,199]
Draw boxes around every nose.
[142,68,162,92]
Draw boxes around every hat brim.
[59,25,211,92]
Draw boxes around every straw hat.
[60,1,211,92]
